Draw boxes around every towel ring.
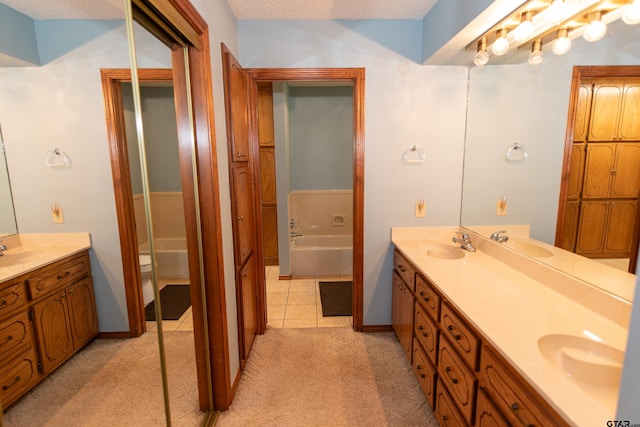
[505,143,528,163]
[402,145,425,165]
[45,147,70,168]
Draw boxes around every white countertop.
[392,226,630,427]
[0,233,92,282]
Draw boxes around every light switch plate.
[415,200,425,218]
[52,204,64,224]
[496,200,507,216]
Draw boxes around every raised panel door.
[604,201,638,255]
[559,201,580,252]
[582,143,615,199]
[259,148,277,204]
[589,84,623,141]
[232,167,255,266]
[240,257,257,359]
[257,83,275,146]
[618,83,640,141]
[611,143,640,198]
[399,284,414,362]
[476,388,509,427]
[32,291,73,374]
[224,56,250,162]
[576,201,608,254]
[262,206,279,266]
[66,278,99,349]
[573,84,592,142]
[567,143,585,199]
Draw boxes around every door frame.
[556,65,640,274]
[245,68,366,331]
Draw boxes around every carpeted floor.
[217,327,438,427]
[3,331,203,427]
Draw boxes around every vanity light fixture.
[552,28,572,55]
[513,11,534,42]
[491,28,510,56]
[473,37,489,66]
[583,10,607,42]
[546,0,569,25]
[528,39,544,65]
[623,0,640,25]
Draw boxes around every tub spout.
[289,232,302,237]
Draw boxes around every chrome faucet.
[490,230,509,243]
[0,239,6,256]
[452,232,476,252]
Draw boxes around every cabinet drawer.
[0,311,34,362]
[441,302,480,371]
[476,387,509,427]
[412,338,437,408]
[438,335,477,425]
[0,281,28,318]
[480,346,566,427]
[415,274,441,321]
[0,347,42,408]
[414,304,438,365]
[435,378,467,427]
[27,251,91,300]
[393,250,415,291]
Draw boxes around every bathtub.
[290,235,353,276]
[139,237,189,279]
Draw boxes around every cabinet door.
[67,278,99,349]
[559,201,580,252]
[576,201,608,254]
[257,83,275,147]
[604,201,638,255]
[582,143,615,199]
[573,84,592,142]
[566,143,585,199]
[227,59,250,162]
[476,388,509,427]
[391,272,403,342]
[0,348,41,408]
[232,167,255,266]
[611,143,640,198]
[32,291,74,374]
[399,283,414,362]
[589,84,623,141]
[239,257,257,360]
[260,147,279,265]
[618,83,640,141]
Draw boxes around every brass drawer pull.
[419,291,430,302]
[57,271,71,280]
[415,364,426,379]
[445,367,459,384]
[0,299,7,307]
[2,375,21,391]
[397,264,406,273]
[418,325,428,337]
[447,324,462,341]
[510,402,534,427]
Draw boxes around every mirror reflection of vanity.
[461,18,640,302]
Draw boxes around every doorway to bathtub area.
[259,83,355,329]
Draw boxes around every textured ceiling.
[0,0,438,20]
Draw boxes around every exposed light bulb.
[492,29,510,56]
[623,0,640,25]
[583,11,607,42]
[474,38,489,66]
[528,39,544,65]
[552,28,572,55]
[546,0,569,25]
[514,11,534,42]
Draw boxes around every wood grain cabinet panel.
[67,277,99,349]
[227,60,250,162]
[582,143,616,199]
[415,274,441,322]
[435,378,467,427]
[441,302,480,371]
[232,167,255,266]
[393,250,415,291]
[577,200,638,256]
[566,143,585,199]
[438,335,477,424]
[239,257,257,359]
[26,251,91,300]
[391,271,414,362]
[589,84,624,141]
[476,387,509,427]
[0,348,41,407]
[610,143,640,198]
[572,84,592,142]
[618,83,640,141]
[257,83,275,146]
[0,281,28,318]
[414,303,438,366]
[0,311,34,362]
[33,289,75,374]
[558,200,580,252]
[604,201,638,255]
[412,338,437,408]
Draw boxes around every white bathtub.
[290,235,353,276]
[139,237,189,279]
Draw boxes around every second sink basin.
[508,240,554,258]
[425,243,465,260]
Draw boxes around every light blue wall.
[289,86,353,191]
[0,3,39,66]
[238,20,469,325]
[273,82,292,274]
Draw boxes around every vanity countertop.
[0,233,92,283]
[392,226,631,427]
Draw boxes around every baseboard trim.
[278,275,292,280]
[230,366,242,398]
[361,325,393,332]
[96,331,132,339]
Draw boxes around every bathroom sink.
[0,250,41,268]
[509,241,554,258]
[538,334,623,404]
[425,243,465,260]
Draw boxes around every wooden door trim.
[556,65,640,274]
[245,67,366,331]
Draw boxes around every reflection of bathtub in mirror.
[290,234,352,277]
[139,237,188,279]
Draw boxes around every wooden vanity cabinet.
[392,270,414,361]
[475,387,509,427]
[0,250,98,408]
[412,338,437,408]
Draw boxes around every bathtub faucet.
[289,232,302,237]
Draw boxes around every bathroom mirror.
[0,122,17,237]
[460,18,640,301]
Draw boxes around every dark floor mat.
[319,281,352,317]
[145,284,191,321]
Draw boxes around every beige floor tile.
[267,292,288,305]
[284,304,317,319]
[315,275,342,282]
[177,318,194,331]
[317,316,352,328]
[267,318,284,329]
[283,318,317,328]
[266,280,290,294]
[268,304,286,320]
[289,280,316,293]
[287,292,317,305]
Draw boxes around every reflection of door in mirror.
[557,67,640,274]
[0,123,17,237]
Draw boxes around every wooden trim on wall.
[556,65,640,274]
[245,67,366,331]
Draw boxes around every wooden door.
[239,257,257,358]
[559,201,580,251]
[66,278,99,349]
[232,167,255,266]
[589,84,623,141]
[566,144,585,199]
[618,83,640,141]
[32,291,73,374]
[604,201,638,255]
[573,84,592,142]
[611,143,640,198]
[576,201,608,254]
[582,143,615,199]
[226,57,250,162]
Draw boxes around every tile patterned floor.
[265,265,353,329]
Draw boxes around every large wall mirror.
[461,18,640,303]
[0,123,17,237]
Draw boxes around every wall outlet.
[51,203,64,224]
[496,199,507,216]
[415,199,426,218]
